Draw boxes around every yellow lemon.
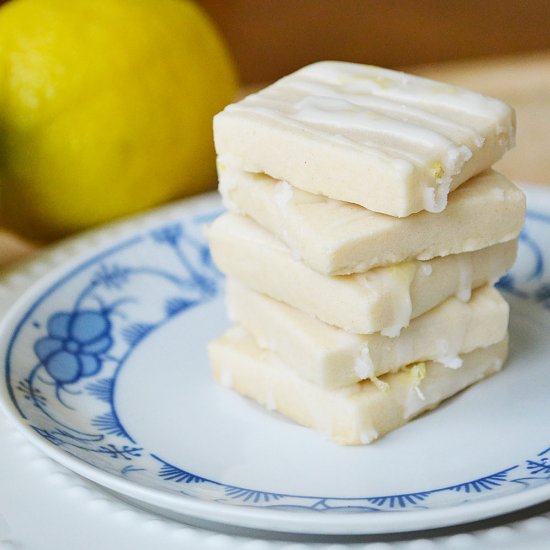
[0,0,237,240]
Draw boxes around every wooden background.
[199,0,550,83]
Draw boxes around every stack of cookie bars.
[208,62,525,445]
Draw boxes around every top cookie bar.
[214,62,515,217]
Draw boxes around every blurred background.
[197,0,550,183]
[1,0,550,265]
[198,0,550,84]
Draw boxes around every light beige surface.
[209,328,508,445]
[214,61,514,217]
[227,282,509,389]
[219,165,525,275]
[208,213,517,335]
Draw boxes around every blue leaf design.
[96,445,142,459]
[86,378,114,403]
[526,459,550,476]
[91,411,130,438]
[164,297,196,316]
[91,264,131,290]
[122,323,155,346]
[449,467,517,493]
[224,487,283,503]
[152,454,208,483]
[17,378,47,406]
[366,492,430,508]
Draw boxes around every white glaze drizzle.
[438,355,464,369]
[241,97,429,166]
[360,427,379,444]
[353,344,374,379]
[292,97,475,186]
[286,78,486,146]
[375,262,417,337]
[274,180,294,210]
[296,62,513,125]
[456,255,474,302]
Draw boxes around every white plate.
[0,188,549,536]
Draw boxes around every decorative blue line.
[152,454,210,484]
[446,467,518,494]
[519,232,544,281]
[526,209,550,224]
[86,378,114,403]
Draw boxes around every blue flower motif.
[34,310,113,385]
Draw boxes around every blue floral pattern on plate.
[1,195,550,521]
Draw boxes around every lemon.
[0,0,237,240]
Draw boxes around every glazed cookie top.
[214,61,515,216]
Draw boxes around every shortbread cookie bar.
[214,61,515,216]
[226,281,509,389]
[208,213,517,335]
[219,165,525,275]
[209,328,508,445]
